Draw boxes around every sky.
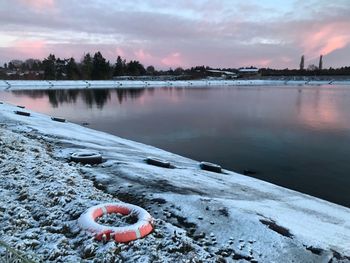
[0,0,349,69]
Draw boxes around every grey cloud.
[0,0,349,68]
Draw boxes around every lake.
[1,85,350,207]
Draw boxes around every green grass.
[0,240,36,263]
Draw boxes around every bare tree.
[307,64,318,71]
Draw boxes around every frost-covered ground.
[1,79,350,91]
[1,101,350,262]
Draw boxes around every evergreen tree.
[146,65,155,75]
[126,60,146,76]
[66,57,81,80]
[319,55,323,70]
[81,53,93,79]
[42,54,56,80]
[300,55,304,71]
[113,56,126,76]
[91,51,110,80]
[55,58,66,80]
[174,67,184,75]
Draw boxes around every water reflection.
[12,88,146,108]
[3,86,350,207]
[297,89,346,131]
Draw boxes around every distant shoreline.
[1,79,350,91]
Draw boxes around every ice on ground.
[1,102,350,262]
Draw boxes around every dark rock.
[259,218,293,238]
[305,245,323,255]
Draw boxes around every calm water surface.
[1,86,350,207]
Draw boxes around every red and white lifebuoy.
[78,203,154,243]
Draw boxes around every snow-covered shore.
[1,102,350,262]
[1,79,350,91]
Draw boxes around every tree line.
[1,52,152,80]
[1,51,350,80]
[260,54,350,77]
[0,52,221,80]
[259,67,350,77]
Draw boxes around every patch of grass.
[0,240,36,263]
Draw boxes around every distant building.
[5,70,17,76]
[206,69,237,79]
[4,69,44,77]
[238,67,260,78]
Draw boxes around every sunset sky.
[0,0,349,69]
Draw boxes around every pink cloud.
[133,48,187,68]
[134,49,152,61]
[133,49,165,67]
[13,39,48,59]
[256,59,272,67]
[19,0,55,11]
[319,35,348,56]
[161,52,184,68]
[115,47,125,57]
[281,56,293,63]
[302,22,350,58]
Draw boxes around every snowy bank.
[1,79,350,91]
[1,102,350,262]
